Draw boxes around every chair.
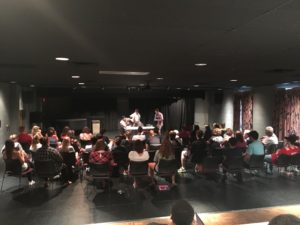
[290,154,300,173]
[88,163,111,193]
[19,142,31,154]
[148,144,161,162]
[34,160,60,187]
[276,154,291,174]
[1,159,33,191]
[223,156,244,182]
[246,154,265,172]
[129,161,149,176]
[156,159,177,177]
[202,156,219,174]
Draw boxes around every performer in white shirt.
[154,108,164,133]
[130,109,142,127]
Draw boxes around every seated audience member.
[1,134,24,153]
[235,131,247,149]
[190,125,200,143]
[79,126,93,148]
[128,140,149,188]
[59,137,76,184]
[149,139,176,185]
[46,127,59,148]
[268,214,300,225]
[146,127,162,149]
[244,130,264,163]
[261,126,279,147]
[112,136,130,172]
[132,126,146,142]
[31,125,43,139]
[169,130,183,168]
[60,126,70,140]
[203,125,212,142]
[223,128,234,142]
[30,134,42,152]
[243,129,252,145]
[97,128,111,147]
[222,137,244,182]
[179,126,191,146]
[2,139,35,185]
[89,139,112,165]
[128,140,149,162]
[209,128,224,145]
[171,199,195,225]
[265,134,300,173]
[33,137,64,187]
[17,126,32,151]
[191,130,207,173]
[119,116,128,134]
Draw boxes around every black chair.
[88,163,111,193]
[156,159,177,177]
[291,153,300,167]
[148,144,161,162]
[276,154,291,174]
[223,156,244,182]
[1,159,33,191]
[34,160,60,188]
[246,154,265,172]
[61,151,77,181]
[129,161,149,176]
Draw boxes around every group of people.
[119,108,164,133]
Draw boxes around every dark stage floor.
[1,155,300,225]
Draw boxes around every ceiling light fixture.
[230,79,238,82]
[72,75,80,79]
[217,88,223,90]
[55,57,69,61]
[156,77,164,80]
[78,82,85,85]
[99,71,149,76]
[29,84,35,88]
[195,63,207,67]
[193,84,200,87]
[9,81,16,84]
[176,87,181,90]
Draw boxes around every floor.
[1,153,300,225]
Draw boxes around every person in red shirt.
[17,126,32,152]
[265,134,300,173]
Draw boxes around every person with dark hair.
[2,139,35,185]
[46,127,59,148]
[235,131,247,149]
[33,137,64,187]
[132,126,146,141]
[17,126,32,150]
[264,134,300,174]
[79,126,93,148]
[60,126,70,140]
[203,125,212,142]
[128,140,149,162]
[89,139,112,164]
[244,130,264,162]
[268,214,300,225]
[191,130,207,173]
[171,199,195,225]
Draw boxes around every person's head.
[61,137,71,150]
[19,126,26,133]
[195,130,204,139]
[137,126,143,133]
[225,128,233,136]
[153,127,159,135]
[9,134,18,142]
[133,140,145,153]
[149,129,154,136]
[235,131,244,143]
[4,139,15,159]
[61,126,70,136]
[94,139,107,151]
[248,130,259,141]
[285,134,299,145]
[135,108,139,113]
[159,139,173,157]
[265,126,274,137]
[32,125,41,135]
[169,131,176,141]
[47,127,56,136]
[268,214,300,225]
[193,125,200,131]
[155,108,159,113]
[82,126,90,133]
[40,137,49,147]
[32,134,40,145]
[212,128,222,136]
[171,199,194,225]
[228,137,237,148]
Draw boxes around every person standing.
[130,108,142,127]
[154,108,164,133]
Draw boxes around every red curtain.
[273,88,300,140]
[233,92,253,131]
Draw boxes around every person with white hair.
[261,126,279,147]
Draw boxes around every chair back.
[61,151,76,167]
[34,160,58,178]
[224,156,244,172]
[248,154,265,169]
[291,153,300,166]
[276,154,291,167]
[129,161,148,176]
[266,144,278,154]
[149,144,161,152]
[157,159,177,175]
[89,163,110,177]
[4,159,22,175]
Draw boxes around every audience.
[244,130,264,163]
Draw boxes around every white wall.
[252,86,276,137]
[194,97,208,129]
[220,90,234,129]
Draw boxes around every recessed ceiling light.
[99,71,149,76]
[217,88,223,90]
[9,81,16,84]
[176,87,181,90]
[195,63,207,67]
[55,57,69,61]
[72,75,80,79]
[230,79,238,82]
[139,83,145,86]
[78,82,85,85]
[193,84,200,87]
[156,77,164,80]
[29,84,35,88]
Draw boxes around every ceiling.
[0,0,300,93]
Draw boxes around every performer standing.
[130,108,142,127]
[154,108,164,133]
